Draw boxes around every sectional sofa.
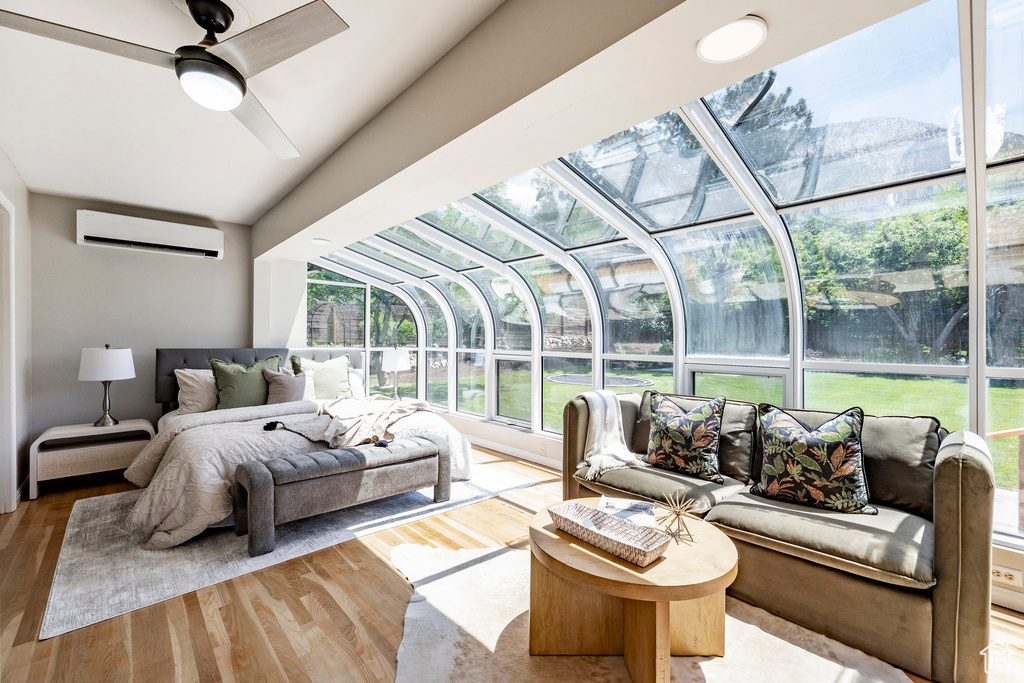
[562,392,995,683]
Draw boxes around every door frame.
[0,189,18,513]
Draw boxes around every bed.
[123,347,473,549]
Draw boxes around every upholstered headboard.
[155,347,365,413]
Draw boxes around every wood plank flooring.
[1,448,1022,682]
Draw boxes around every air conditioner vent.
[77,210,224,260]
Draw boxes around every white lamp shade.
[382,348,412,373]
[79,347,135,381]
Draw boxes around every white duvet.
[126,399,472,549]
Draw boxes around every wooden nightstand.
[29,419,154,499]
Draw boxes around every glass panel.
[378,225,479,270]
[401,285,448,349]
[693,372,784,406]
[986,170,1024,368]
[514,259,592,352]
[786,181,969,364]
[437,280,485,349]
[306,281,365,347]
[346,243,433,278]
[575,243,674,354]
[419,204,539,261]
[427,351,449,407]
[369,288,417,347]
[564,111,748,231]
[322,254,401,284]
[804,371,968,430]
[307,263,359,283]
[466,271,531,351]
[456,352,486,415]
[369,350,416,399]
[477,168,620,248]
[497,359,531,423]
[988,0,1024,162]
[704,0,963,204]
[605,361,673,395]
[660,219,789,357]
[988,379,1024,537]
[543,357,592,433]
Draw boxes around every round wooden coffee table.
[528,498,738,683]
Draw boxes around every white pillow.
[174,368,217,414]
[349,368,366,399]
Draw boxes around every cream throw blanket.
[576,390,648,480]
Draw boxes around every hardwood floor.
[1,448,1022,682]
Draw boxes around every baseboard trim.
[464,435,562,471]
[992,585,1024,615]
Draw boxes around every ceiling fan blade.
[231,90,300,159]
[207,0,348,79]
[0,9,176,69]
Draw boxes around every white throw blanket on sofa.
[576,390,648,480]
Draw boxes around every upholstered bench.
[234,436,450,556]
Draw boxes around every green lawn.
[450,366,1024,490]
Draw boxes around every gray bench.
[234,436,451,556]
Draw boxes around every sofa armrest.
[930,430,994,683]
[562,393,641,500]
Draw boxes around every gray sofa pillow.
[264,368,313,404]
[754,408,942,519]
[634,391,757,483]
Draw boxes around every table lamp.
[381,348,411,400]
[79,344,135,427]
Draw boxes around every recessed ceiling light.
[311,237,333,246]
[696,16,768,64]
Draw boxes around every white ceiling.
[0,0,505,224]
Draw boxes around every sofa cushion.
[644,393,726,483]
[264,437,439,485]
[574,465,746,515]
[753,408,943,519]
[634,392,756,483]
[706,491,935,589]
[752,404,877,515]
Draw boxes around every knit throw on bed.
[576,390,648,480]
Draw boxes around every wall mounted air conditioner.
[76,210,224,260]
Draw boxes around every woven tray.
[548,502,671,567]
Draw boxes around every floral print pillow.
[751,404,877,514]
[645,393,726,483]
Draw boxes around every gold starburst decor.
[657,492,697,543]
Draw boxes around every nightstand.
[29,419,154,499]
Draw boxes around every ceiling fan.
[0,0,350,158]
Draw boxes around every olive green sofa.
[562,392,995,683]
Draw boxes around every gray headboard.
[155,347,365,413]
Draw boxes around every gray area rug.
[391,545,913,683]
[40,466,531,639]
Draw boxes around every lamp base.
[94,380,119,427]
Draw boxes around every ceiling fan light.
[175,54,246,111]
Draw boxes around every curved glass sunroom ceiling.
[311,0,1024,540]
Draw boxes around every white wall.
[0,148,30,509]
[28,194,253,435]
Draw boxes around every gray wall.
[29,193,253,434]
[0,148,31,505]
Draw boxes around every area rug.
[391,545,913,682]
[39,466,531,639]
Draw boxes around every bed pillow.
[751,404,877,514]
[290,354,353,399]
[643,392,726,484]
[174,368,217,415]
[264,368,314,404]
[210,355,282,410]
[349,368,366,398]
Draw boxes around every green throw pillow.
[209,355,281,410]
[643,392,726,483]
[751,404,877,514]
[290,354,352,400]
